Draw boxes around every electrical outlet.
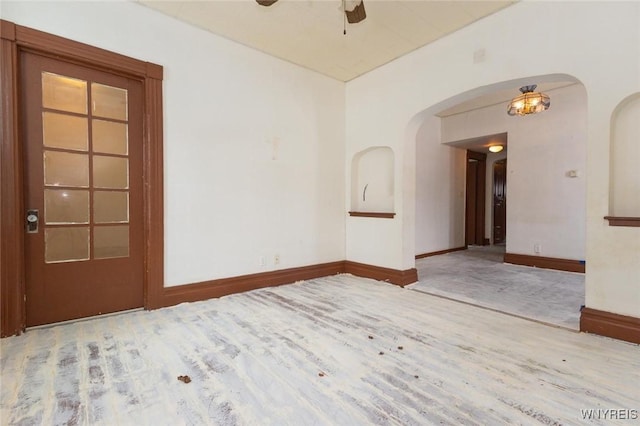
[259,256,266,267]
[534,244,541,254]
[274,254,280,265]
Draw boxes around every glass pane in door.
[92,83,128,120]
[42,72,87,114]
[45,227,90,263]
[94,225,129,259]
[44,151,89,187]
[93,119,128,155]
[42,112,88,151]
[94,191,129,223]
[44,189,89,224]
[93,156,128,189]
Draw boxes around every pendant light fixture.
[507,85,550,116]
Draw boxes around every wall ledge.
[580,308,640,344]
[348,211,395,218]
[604,216,640,227]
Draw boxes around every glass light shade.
[507,85,550,116]
[489,145,504,153]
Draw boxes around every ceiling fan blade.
[256,0,278,6]
[345,0,366,24]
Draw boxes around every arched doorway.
[407,76,587,329]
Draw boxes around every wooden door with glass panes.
[22,52,144,326]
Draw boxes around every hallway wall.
[415,116,466,256]
[441,84,588,261]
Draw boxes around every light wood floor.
[1,274,638,425]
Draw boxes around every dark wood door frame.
[1,20,164,336]
[465,150,486,246]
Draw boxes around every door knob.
[26,209,39,233]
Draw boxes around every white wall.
[345,1,640,318]
[2,1,346,287]
[441,84,588,260]
[415,116,466,256]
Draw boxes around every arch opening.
[406,74,588,330]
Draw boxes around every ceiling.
[137,0,515,82]
[136,1,574,121]
[445,132,508,154]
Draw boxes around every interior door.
[22,52,144,326]
[493,159,507,244]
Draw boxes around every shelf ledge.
[604,216,640,227]
[349,211,396,219]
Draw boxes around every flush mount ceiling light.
[507,85,550,116]
[489,145,504,153]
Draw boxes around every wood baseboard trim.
[344,261,417,287]
[154,259,417,309]
[580,308,640,344]
[157,261,345,309]
[416,246,467,259]
[504,253,585,273]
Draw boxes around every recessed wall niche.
[608,93,640,225]
[350,147,394,216]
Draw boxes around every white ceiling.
[445,132,508,154]
[137,0,515,82]
[137,1,576,120]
